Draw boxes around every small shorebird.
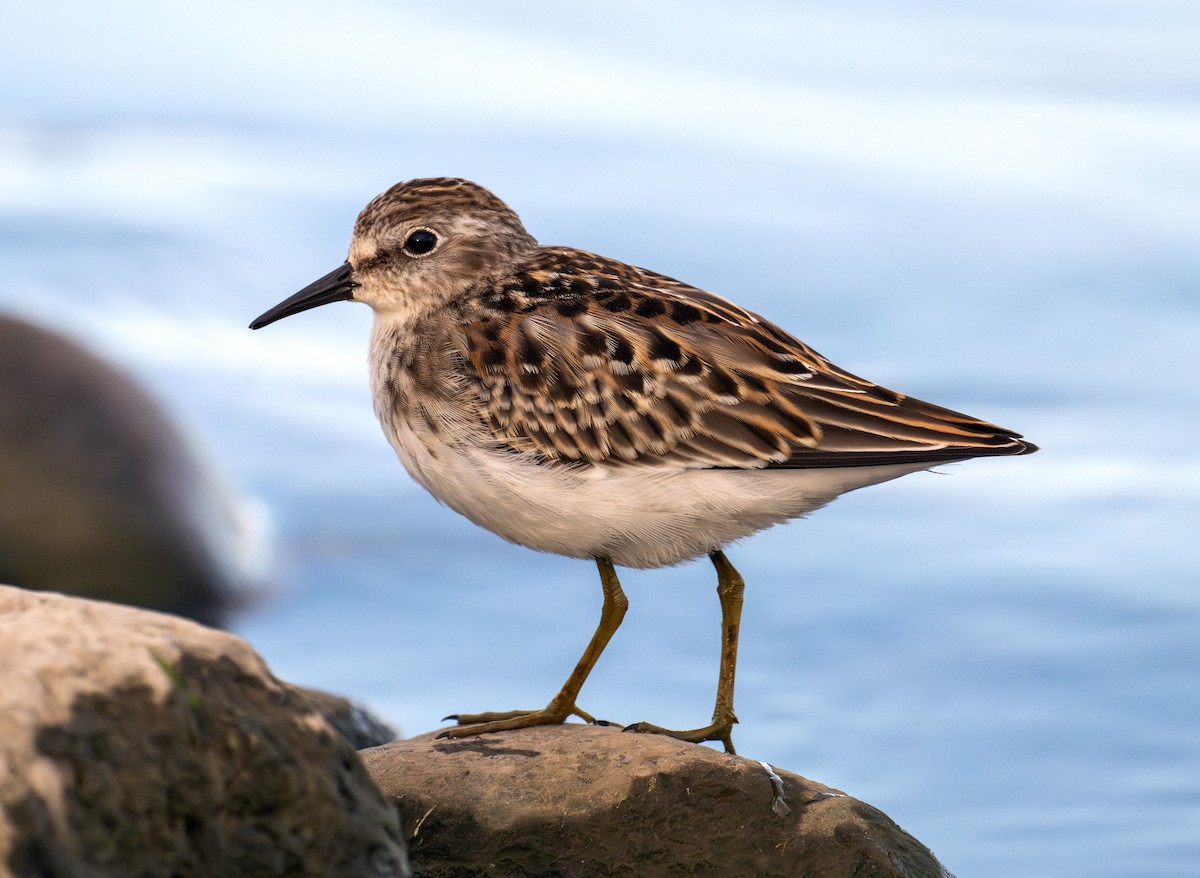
[251,177,1036,753]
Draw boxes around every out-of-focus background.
[3,2,1198,875]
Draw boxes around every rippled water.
[4,2,1198,875]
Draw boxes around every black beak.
[249,262,357,329]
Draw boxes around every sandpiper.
[251,177,1036,754]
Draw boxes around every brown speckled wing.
[457,247,1036,470]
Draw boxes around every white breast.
[379,412,931,567]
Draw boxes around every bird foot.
[623,712,738,754]
[438,703,598,739]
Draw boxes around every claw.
[622,713,739,754]
[437,706,573,740]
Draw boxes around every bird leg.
[440,556,628,739]
[625,549,744,754]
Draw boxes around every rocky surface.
[0,581,951,877]
[363,723,953,878]
[0,585,409,878]
[0,315,259,625]
[297,686,398,751]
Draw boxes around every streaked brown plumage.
[251,177,1036,753]
[450,245,1032,470]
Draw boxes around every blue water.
[4,2,1198,874]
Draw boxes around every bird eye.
[402,228,439,257]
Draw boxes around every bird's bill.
[249,262,357,329]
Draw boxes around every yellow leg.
[440,557,628,739]
[625,549,744,754]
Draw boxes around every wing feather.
[454,248,1036,470]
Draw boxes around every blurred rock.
[362,723,953,878]
[0,585,410,878]
[298,686,398,750]
[0,315,261,625]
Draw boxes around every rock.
[0,315,261,625]
[0,585,410,878]
[297,686,398,750]
[363,724,952,878]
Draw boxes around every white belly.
[383,417,933,569]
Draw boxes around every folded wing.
[456,248,1036,471]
